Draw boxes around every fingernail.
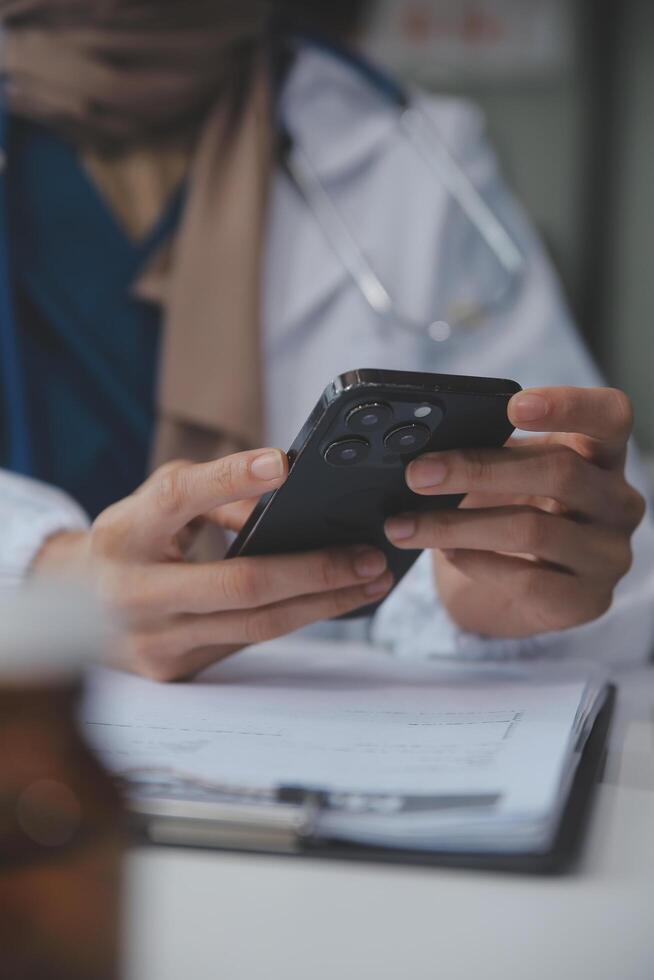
[512,393,549,423]
[364,573,393,598]
[354,548,387,579]
[407,459,447,490]
[250,451,285,481]
[385,515,416,541]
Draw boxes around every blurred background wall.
[351,0,653,456]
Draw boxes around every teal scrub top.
[4,118,183,517]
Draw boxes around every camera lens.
[324,437,371,467]
[346,402,393,433]
[384,423,432,455]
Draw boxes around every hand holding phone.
[228,369,520,616]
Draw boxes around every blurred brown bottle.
[0,589,126,980]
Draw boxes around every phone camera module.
[346,402,393,433]
[324,437,371,467]
[384,423,431,455]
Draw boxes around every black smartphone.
[227,369,521,616]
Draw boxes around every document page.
[82,639,598,838]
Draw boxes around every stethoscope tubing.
[279,34,526,338]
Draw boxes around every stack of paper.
[81,639,609,857]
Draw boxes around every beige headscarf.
[0,0,273,470]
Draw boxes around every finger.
[112,638,240,682]
[440,551,613,633]
[174,574,394,646]
[385,506,634,579]
[505,431,610,474]
[459,490,565,514]
[509,387,634,468]
[124,450,288,555]
[107,545,389,619]
[205,499,257,533]
[174,517,206,558]
[157,643,241,681]
[123,574,394,682]
[518,430,631,476]
[405,443,634,525]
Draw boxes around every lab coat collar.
[279,45,398,184]
[267,47,399,344]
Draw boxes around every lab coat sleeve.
[0,470,89,591]
[371,109,654,667]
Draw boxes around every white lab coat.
[2,47,654,664]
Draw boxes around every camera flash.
[414,405,432,419]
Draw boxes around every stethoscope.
[279,35,527,344]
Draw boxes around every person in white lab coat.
[0,8,652,678]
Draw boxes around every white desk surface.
[124,663,654,980]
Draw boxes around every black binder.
[127,684,614,876]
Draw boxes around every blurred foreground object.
[0,588,126,980]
